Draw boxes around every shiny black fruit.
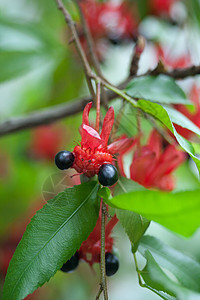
[98,164,118,186]
[105,252,119,277]
[61,252,79,273]
[55,151,75,170]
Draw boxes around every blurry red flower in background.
[79,0,139,60]
[29,125,67,160]
[148,0,178,16]
[72,102,133,177]
[80,0,138,40]
[118,130,186,191]
[79,212,118,266]
[174,84,200,139]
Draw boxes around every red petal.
[108,137,135,154]
[81,124,102,150]
[146,145,185,187]
[100,106,114,145]
[130,150,157,186]
[82,102,93,126]
[148,130,162,158]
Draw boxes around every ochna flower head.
[72,102,133,177]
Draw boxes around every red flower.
[148,0,178,16]
[81,0,138,40]
[72,102,133,177]
[78,213,118,266]
[174,84,200,139]
[118,130,186,191]
[79,0,139,60]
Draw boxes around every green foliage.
[126,75,189,104]
[114,178,150,252]
[138,236,200,299]
[135,99,200,173]
[117,210,150,252]
[105,186,200,236]
[3,181,100,300]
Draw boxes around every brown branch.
[129,36,145,77]
[0,97,91,136]
[146,64,200,79]
[0,88,122,137]
[1,63,200,137]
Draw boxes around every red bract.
[118,130,186,191]
[78,213,118,266]
[148,0,178,16]
[156,44,191,69]
[72,102,133,177]
[174,84,200,139]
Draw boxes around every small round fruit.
[98,164,118,186]
[61,252,79,273]
[55,151,75,170]
[105,252,119,277]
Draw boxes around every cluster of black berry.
[61,252,119,277]
[55,151,118,186]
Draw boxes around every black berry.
[105,252,119,277]
[98,164,118,186]
[55,151,75,170]
[61,252,79,273]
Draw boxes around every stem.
[101,80,137,106]
[96,284,103,300]
[100,200,108,300]
[55,0,95,90]
[96,82,101,132]
[75,0,103,77]
[133,253,169,299]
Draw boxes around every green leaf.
[139,236,200,292]
[105,188,200,236]
[117,210,150,252]
[113,177,149,252]
[136,99,200,173]
[3,181,100,300]
[138,236,200,300]
[126,75,189,104]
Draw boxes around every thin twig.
[100,200,108,300]
[96,284,103,300]
[144,64,200,79]
[55,0,94,90]
[75,0,111,109]
[129,36,145,77]
[0,82,128,137]
[75,0,103,77]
